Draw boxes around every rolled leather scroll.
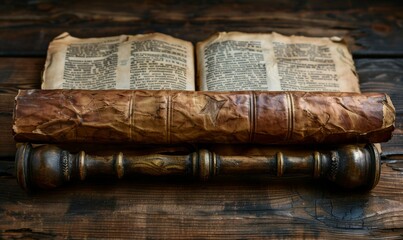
[13,90,395,144]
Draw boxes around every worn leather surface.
[13,90,395,144]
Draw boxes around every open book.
[13,32,394,146]
[42,32,360,93]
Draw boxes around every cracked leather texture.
[13,90,395,144]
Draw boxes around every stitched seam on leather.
[129,91,134,141]
[167,94,172,144]
[285,92,294,141]
[249,92,256,143]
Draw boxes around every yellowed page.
[42,32,195,90]
[197,32,359,92]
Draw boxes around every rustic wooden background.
[0,0,402,238]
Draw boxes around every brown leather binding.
[13,90,395,144]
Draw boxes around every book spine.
[13,90,395,144]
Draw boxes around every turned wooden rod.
[15,143,380,191]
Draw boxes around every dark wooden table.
[1,1,402,238]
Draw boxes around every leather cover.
[13,90,395,144]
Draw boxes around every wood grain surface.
[0,0,402,238]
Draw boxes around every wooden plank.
[0,93,17,157]
[0,0,401,56]
[0,58,43,93]
[357,58,403,95]
[0,162,402,239]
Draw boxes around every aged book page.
[42,32,195,90]
[197,32,360,92]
